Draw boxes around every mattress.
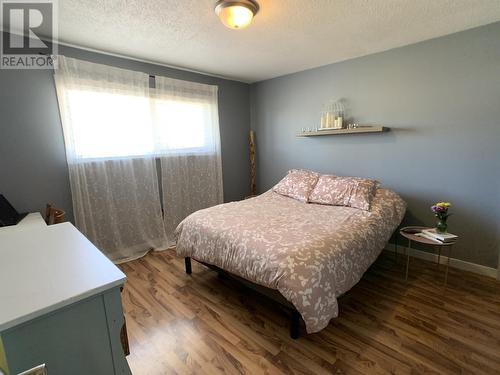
[175,188,406,333]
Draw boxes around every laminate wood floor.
[119,250,500,374]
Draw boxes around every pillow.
[272,169,319,202]
[309,175,379,210]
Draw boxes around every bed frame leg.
[290,309,300,339]
[185,257,192,275]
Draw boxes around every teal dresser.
[0,215,131,375]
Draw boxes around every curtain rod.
[39,52,156,79]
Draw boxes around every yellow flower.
[436,202,451,208]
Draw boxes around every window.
[64,89,215,160]
[55,57,219,161]
[67,89,153,159]
[152,98,209,153]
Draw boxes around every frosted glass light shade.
[215,1,259,30]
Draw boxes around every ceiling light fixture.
[215,0,259,30]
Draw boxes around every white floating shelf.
[297,126,389,137]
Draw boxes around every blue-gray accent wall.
[250,22,500,268]
[0,39,251,222]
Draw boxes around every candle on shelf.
[335,116,343,129]
[328,113,334,128]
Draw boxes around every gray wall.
[250,22,500,268]
[0,38,251,221]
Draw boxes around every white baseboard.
[385,245,498,279]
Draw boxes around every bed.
[175,187,406,338]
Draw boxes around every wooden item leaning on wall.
[249,130,257,197]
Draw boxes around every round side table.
[399,226,456,286]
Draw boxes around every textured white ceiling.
[53,1,500,82]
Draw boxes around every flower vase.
[436,219,448,234]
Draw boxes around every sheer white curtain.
[54,56,168,262]
[151,77,223,245]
